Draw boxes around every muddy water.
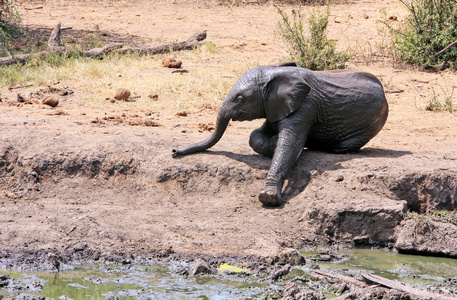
[317,249,457,293]
[0,263,267,299]
[1,249,457,299]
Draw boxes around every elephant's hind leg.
[249,122,278,157]
[331,133,372,154]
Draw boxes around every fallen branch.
[116,30,207,55]
[312,269,367,287]
[434,40,457,57]
[385,89,404,94]
[0,23,207,66]
[361,273,457,300]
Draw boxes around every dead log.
[0,47,67,66]
[361,273,457,300]
[84,43,123,58]
[48,22,62,48]
[312,269,367,287]
[0,26,207,66]
[117,30,207,55]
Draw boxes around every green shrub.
[0,0,21,48]
[389,0,457,69]
[276,5,348,70]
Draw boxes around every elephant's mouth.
[231,111,245,121]
[232,110,256,122]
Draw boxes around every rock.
[394,218,457,257]
[270,248,306,266]
[17,94,25,103]
[192,258,217,275]
[162,57,182,68]
[282,281,324,300]
[169,60,182,68]
[176,111,188,117]
[0,274,10,287]
[114,88,131,101]
[42,95,59,107]
[148,94,159,101]
[270,265,290,281]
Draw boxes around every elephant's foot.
[259,188,282,207]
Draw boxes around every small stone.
[162,57,182,68]
[162,57,176,67]
[270,248,306,266]
[42,95,59,107]
[176,111,188,117]
[148,94,159,101]
[192,258,217,275]
[336,175,344,182]
[169,60,182,68]
[270,265,290,281]
[114,88,131,101]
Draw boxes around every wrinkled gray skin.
[172,63,388,207]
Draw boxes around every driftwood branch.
[312,269,367,287]
[0,23,207,66]
[361,273,457,300]
[117,30,207,55]
[434,39,457,57]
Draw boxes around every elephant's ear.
[263,70,311,122]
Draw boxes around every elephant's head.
[172,63,311,156]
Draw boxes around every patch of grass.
[425,79,455,113]
[385,0,457,69]
[1,50,233,111]
[276,4,349,70]
[407,210,457,226]
[196,41,219,54]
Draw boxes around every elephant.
[172,62,388,207]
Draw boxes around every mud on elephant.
[172,62,388,207]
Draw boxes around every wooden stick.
[434,40,457,57]
[312,269,367,287]
[361,273,457,300]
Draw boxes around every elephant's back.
[305,70,388,152]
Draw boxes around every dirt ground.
[1,0,457,263]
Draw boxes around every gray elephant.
[172,63,388,207]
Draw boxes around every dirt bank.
[1,103,457,260]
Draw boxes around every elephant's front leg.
[259,124,308,207]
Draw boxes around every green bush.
[0,0,21,48]
[390,0,457,69]
[276,5,348,70]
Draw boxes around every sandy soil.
[1,0,457,261]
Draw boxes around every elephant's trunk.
[172,108,230,157]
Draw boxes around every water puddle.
[1,249,456,299]
[318,249,457,283]
[0,263,267,299]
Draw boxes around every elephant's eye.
[235,95,243,103]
